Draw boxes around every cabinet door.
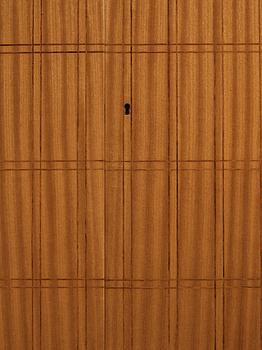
[0,1,261,350]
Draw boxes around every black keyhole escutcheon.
[124,103,131,115]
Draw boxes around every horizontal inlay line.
[0,286,259,290]
[0,278,259,281]
[0,51,261,55]
[0,168,259,171]
[0,160,260,163]
[0,42,260,46]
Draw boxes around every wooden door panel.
[223,0,259,43]
[42,54,78,160]
[105,0,124,43]
[0,1,261,349]
[224,170,260,279]
[41,288,81,350]
[0,289,33,349]
[170,171,178,280]
[85,54,104,160]
[86,0,104,43]
[132,0,168,44]
[105,171,123,280]
[85,170,104,280]
[84,53,124,161]
[178,286,215,349]
[0,172,32,279]
[105,54,123,161]
[132,54,169,161]
[105,290,124,350]
[86,0,124,43]
[0,55,33,160]
[86,288,104,349]
[177,0,214,43]
[223,53,260,160]
[224,286,261,349]
[132,171,168,280]
[132,290,169,350]
[41,171,77,279]
[178,53,214,160]
[178,168,215,279]
[0,0,32,44]
[42,0,85,44]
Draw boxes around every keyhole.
[124,103,131,115]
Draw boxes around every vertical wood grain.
[224,169,260,279]
[178,168,215,279]
[42,0,85,43]
[0,0,261,349]
[178,286,215,349]
[0,289,33,349]
[105,170,123,279]
[223,53,260,160]
[86,288,104,349]
[0,172,32,279]
[105,290,124,349]
[41,288,80,350]
[132,171,168,280]
[132,290,169,349]
[178,53,214,161]
[42,54,78,160]
[0,55,33,160]
[132,0,168,44]
[132,54,168,161]
[41,171,77,278]
[177,0,214,43]
[86,170,104,279]
[224,286,261,349]
[223,0,259,43]
[86,0,104,43]
[85,54,104,160]
[105,0,123,43]
[105,54,123,161]
[0,0,32,44]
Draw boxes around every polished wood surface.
[0,0,261,349]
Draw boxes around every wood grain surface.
[0,0,261,349]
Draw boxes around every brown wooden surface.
[0,0,261,349]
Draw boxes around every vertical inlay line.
[103,0,107,348]
[259,1,262,348]
[213,1,217,348]
[122,0,125,347]
[241,0,251,285]
[131,0,133,349]
[175,0,179,348]
[40,0,43,348]
[31,0,35,349]
[76,0,80,348]
[167,0,171,348]
[222,0,225,347]
[85,0,88,348]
